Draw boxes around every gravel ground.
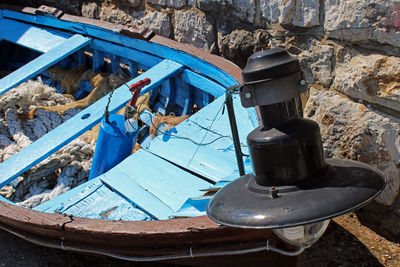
[0,202,398,267]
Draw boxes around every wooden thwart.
[0,18,69,53]
[0,34,91,95]
[0,59,184,189]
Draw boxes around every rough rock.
[260,0,295,25]
[124,0,141,8]
[147,0,166,6]
[81,2,99,19]
[325,0,400,47]
[292,0,320,27]
[192,0,233,12]
[173,10,215,51]
[139,11,171,37]
[233,0,256,23]
[99,3,144,24]
[298,40,334,87]
[260,0,319,27]
[147,0,186,8]
[218,30,269,68]
[333,54,400,113]
[304,88,400,205]
[36,0,83,15]
[99,5,132,24]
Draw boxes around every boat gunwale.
[0,4,292,262]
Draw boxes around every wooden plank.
[77,49,86,66]
[101,168,173,220]
[92,49,104,72]
[163,79,175,114]
[91,39,162,70]
[0,18,69,53]
[109,54,119,73]
[55,180,153,221]
[1,9,237,88]
[0,195,13,205]
[128,60,138,78]
[0,34,91,96]
[0,59,184,188]
[180,69,226,97]
[144,94,258,182]
[179,80,191,115]
[36,178,153,221]
[34,177,102,213]
[101,149,212,219]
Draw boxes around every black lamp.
[207,48,386,248]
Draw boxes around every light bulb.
[272,220,330,247]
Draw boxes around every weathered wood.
[101,149,212,219]
[0,59,184,188]
[144,94,257,182]
[53,179,152,221]
[180,69,226,97]
[0,8,238,88]
[34,178,102,212]
[0,34,91,95]
[0,18,69,53]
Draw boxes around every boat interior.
[0,8,259,221]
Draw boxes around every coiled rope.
[0,79,95,207]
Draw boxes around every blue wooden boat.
[0,5,299,265]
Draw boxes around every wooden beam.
[1,9,237,88]
[0,18,69,53]
[0,59,184,188]
[101,149,211,220]
[0,34,91,95]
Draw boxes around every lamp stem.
[225,86,245,176]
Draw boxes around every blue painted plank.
[177,79,191,114]
[151,80,169,115]
[109,54,120,73]
[34,177,102,212]
[101,149,212,219]
[56,181,153,221]
[77,49,86,66]
[0,18,69,53]
[36,178,153,221]
[0,59,184,188]
[0,195,14,205]
[180,70,226,97]
[91,39,162,70]
[128,60,138,78]
[144,94,257,182]
[92,49,104,72]
[163,79,175,114]
[0,34,91,96]
[1,10,238,88]
[101,168,173,220]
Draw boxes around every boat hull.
[0,4,299,265]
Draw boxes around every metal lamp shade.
[207,159,386,229]
[207,48,386,230]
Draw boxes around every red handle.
[128,78,151,106]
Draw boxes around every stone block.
[334,54,400,113]
[305,88,400,205]
[173,10,215,51]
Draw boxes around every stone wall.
[6,0,400,208]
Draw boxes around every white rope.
[5,108,32,149]
[0,79,95,207]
